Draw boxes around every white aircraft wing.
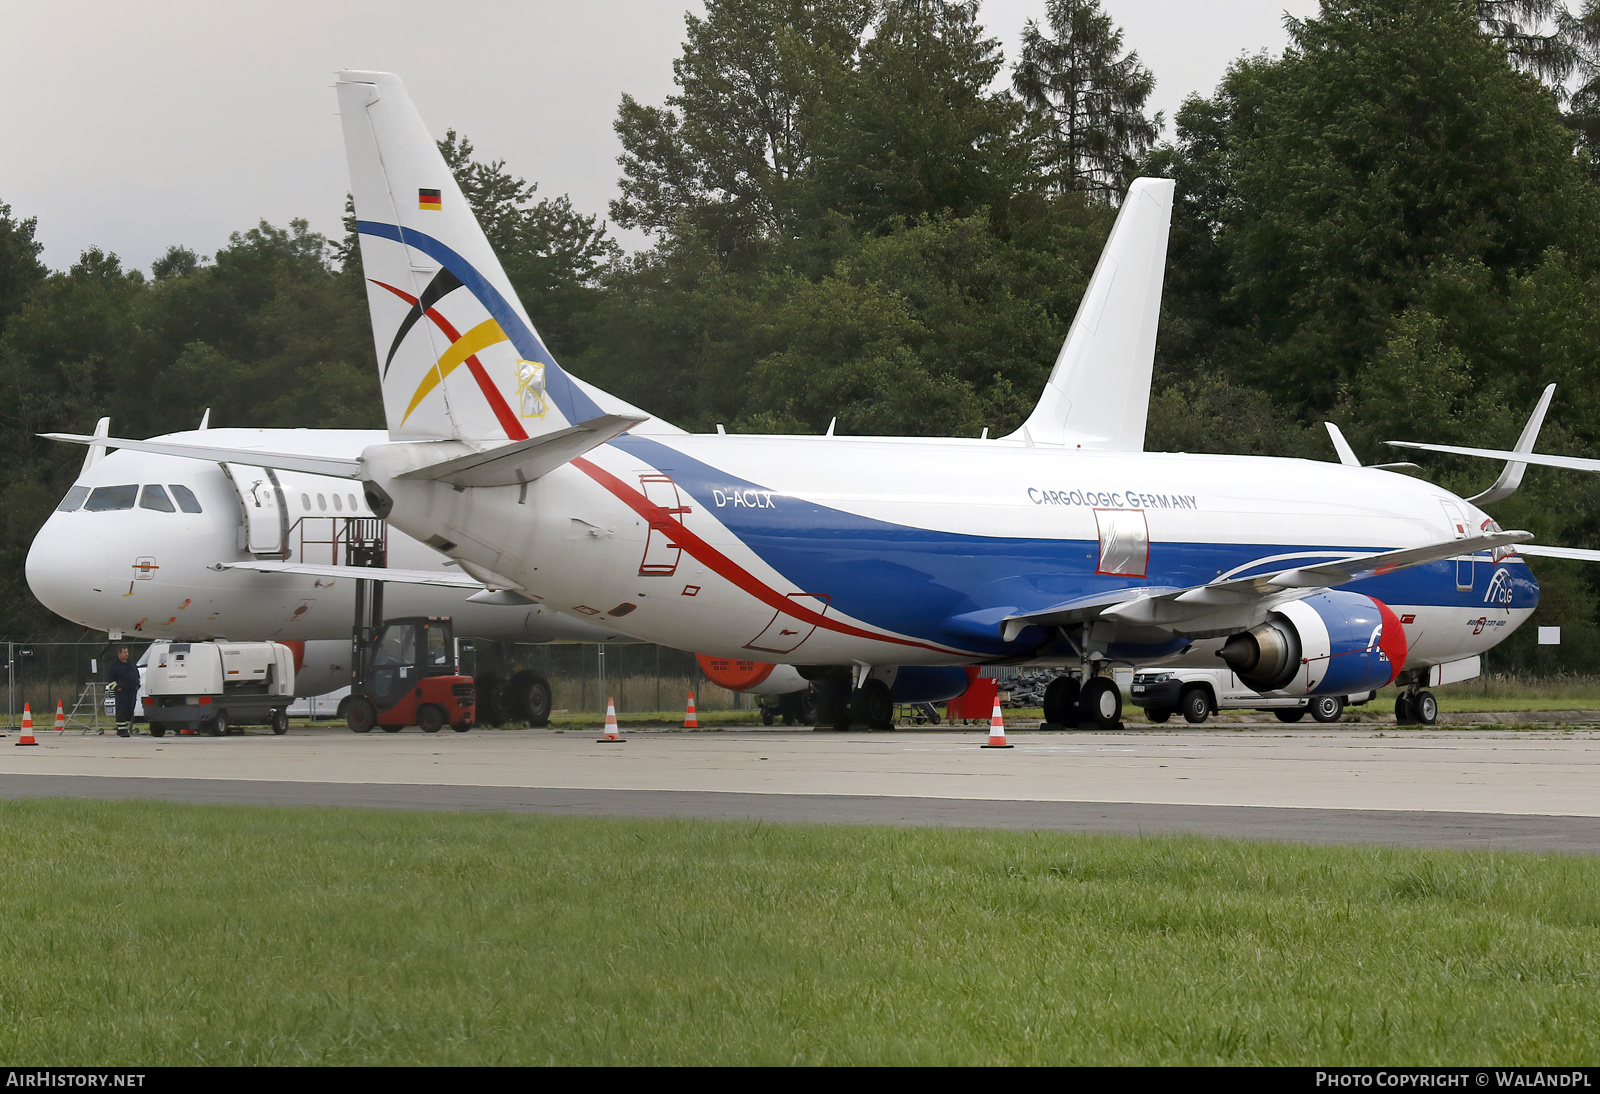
[42,433,363,479]
[214,561,483,589]
[999,530,1531,641]
[1515,544,1600,563]
[1386,441,1600,475]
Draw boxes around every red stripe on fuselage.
[370,279,528,441]
[570,455,966,657]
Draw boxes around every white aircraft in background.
[26,421,624,722]
[45,71,1546,730]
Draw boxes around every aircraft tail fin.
[335,71,656,444]
[1007,177,1174,450]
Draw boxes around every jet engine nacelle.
[1217,590,1406,697]
[695,655,811,696]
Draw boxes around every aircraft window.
[84,485,139,512]
[56,485,90,512]
[301,493,310,510]
[348,493,359,511]
[332,493,343,512]
[169,485,203,514]
[139,485,176,513]
[317,494,327,511]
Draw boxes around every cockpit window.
[169,485,202,513]
[139,485,176,512]
[84,485,138,512]
[56,485,90,512]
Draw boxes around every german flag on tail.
[418,188,442,211]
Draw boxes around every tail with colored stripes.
[335,70,650,443]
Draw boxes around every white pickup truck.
[1129,667,1376,724]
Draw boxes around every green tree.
[1012,0,1161,201]
[0,200,47,338]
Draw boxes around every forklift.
[343,573,475,733]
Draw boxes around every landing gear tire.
[1395,694,1416,725]
[347,698,377,733]
[1081,677,1122,730]
[1145,708,1172,724]
[1274,709,1306,723]
[475,672,505,726]
[851,680,894,731]
[1310,695,1345,724]
[1043,676,1081,727]
[1414,690,1439,726]
[271,708,289,735]
[417,704,446,733]
[799,686,819,726]
[510,672,553,728]
[761,708,775,726]
[1180,687,1210,725]
[208,711,229,738]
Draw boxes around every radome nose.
[26,515,109,624]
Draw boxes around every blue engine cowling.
[888,666,974,704]
[1219,590,1407,697]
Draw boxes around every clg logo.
[1484,567,1516,607]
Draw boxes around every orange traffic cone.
[597,697,624,743]
[15,703,38,747]
[53,701,65,734]
[981,700,1013,748]
[683,691,699,729]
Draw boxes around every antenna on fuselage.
[199,408,211,430]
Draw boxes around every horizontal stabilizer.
[41,433,363,479]
[214,560,483,588]
[396,413,645,488]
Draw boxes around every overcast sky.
[1,0,1320,273]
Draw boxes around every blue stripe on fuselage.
[610,435,1540,654]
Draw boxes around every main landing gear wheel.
[417,704,446,734]
[1274,709,1305,723]
[851,680,894,731]
[1043,676,1081,727]
[1310,695,1345,724]
[1180,686,1210,725]
[1080,677,1122,730]
[1395,694,1416,725]
[346,698,377,733]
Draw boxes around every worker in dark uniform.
[107,646,140,737]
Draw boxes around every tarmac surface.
[1,721,1598,853]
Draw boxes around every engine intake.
[1218,590,1407,697]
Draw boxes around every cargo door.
[1440,500,1473,590]
[222,464,288,558]
[638,474,691,576]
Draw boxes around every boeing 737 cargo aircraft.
[47,71,1543,730]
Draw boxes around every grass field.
[2,800,1597,1065]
